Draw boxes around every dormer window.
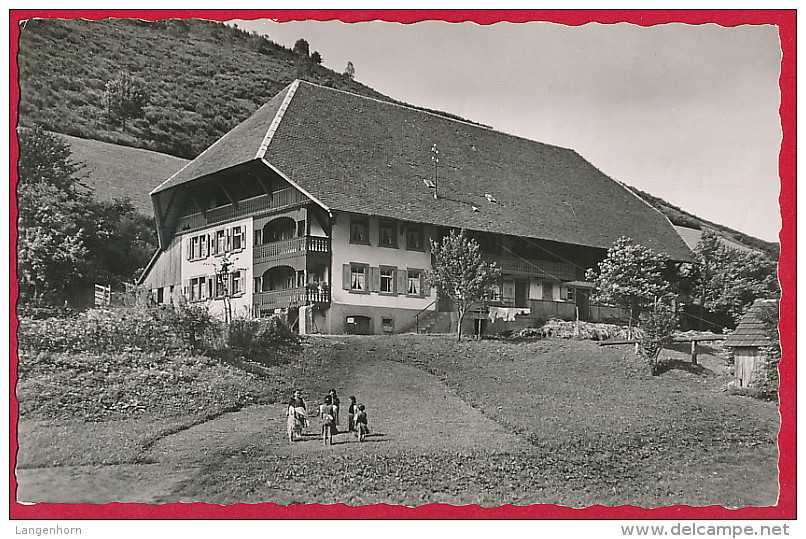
[405,224,424,251]
[378,220,397,248]
[350,217,369,245]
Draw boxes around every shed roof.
[153,80,692,261]
[724,299,778,348]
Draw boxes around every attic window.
[349,217,369,245]
[423,179,436,188]
[485,193,498,203]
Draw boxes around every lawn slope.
[16,335,779,507]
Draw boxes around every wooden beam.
[311,206,332,236]
[184,186,207,217]
[599,335,726,346]
[690,340,698,365]
[220,184,239,209]
[255,173,272,196]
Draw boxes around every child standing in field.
[355,404,369,442]
[318,395,336,446]
[347,396,357,433]
[328,389,341,433]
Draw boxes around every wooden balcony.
[253,286,331,311]
[254,236,331,264]
[483,255,577,281]
[177,188,309,232]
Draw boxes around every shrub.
[17,303,220,355]
[226,316,299,365]
[639,304,679,375]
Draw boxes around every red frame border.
[8,9,796,520]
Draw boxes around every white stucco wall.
[180,217,254,319]
[330,213,435,311]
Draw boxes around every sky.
[227,17,782,243]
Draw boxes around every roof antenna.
[430,143,439,199]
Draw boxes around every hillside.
[17,18,479,161]
[633,187,779,259]
[17,18,394,159]
[61,133,188,214]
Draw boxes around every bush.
[17,303,220,355]
[226,316,299,365]
[639,304,679,374]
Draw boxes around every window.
[382,317,394,333]
[378,220,397,248]
[213,229,225,255]
[231,271,242,295]
[231,226,243,251]
[380,267,395,293]
[156,287,164,304]
[189,276,207,301]
[350,217,369,244]
[405,224,424,251]
[564,287,574,302]
[216,273,229,297]
[407,269,422,296]
[187,234,208,260]
[351,265,367,291]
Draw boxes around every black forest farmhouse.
[141,80,692,335]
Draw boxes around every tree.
[585,236,671,338]
[753,302,780,400]
[104,71,150,132]
[16,127,158,306]
[426,230,502,341]
[17,126,91,304]
[17,125,83,194]
[293,38,310,57]
[344,61,355,79]
[639,303,679,375]
[693,230,778,327]
[311,51,322,64]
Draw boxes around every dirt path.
[17,336,528,503]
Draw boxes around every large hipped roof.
[154,80,692,260]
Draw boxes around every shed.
[724,299,778,388]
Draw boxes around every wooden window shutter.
[186,238,192,260]
[397,268,407,295]
[342,264,351,290]
[201,235,208,258]
[368,267,380,292]
[420,273,427,297]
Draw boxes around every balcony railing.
[483,255,577,281]
[253,285,331,311]
[176,188,309,232]
[254,236,331,264]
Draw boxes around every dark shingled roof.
[724,299,778,348]
[152,84,294,194]
[154,80,692,260]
